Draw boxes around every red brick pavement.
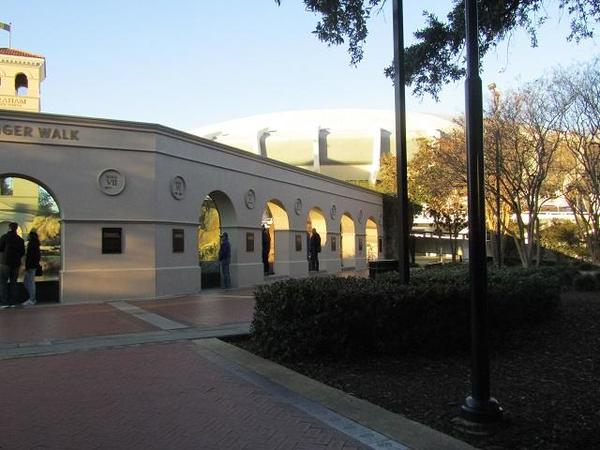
[131,292,256,327]
[0,303,158,345]
[0,342,369,450]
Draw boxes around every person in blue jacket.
[218,232,231,289]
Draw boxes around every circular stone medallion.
[98,169,125,196]
[170,176,186,200]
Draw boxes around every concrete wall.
[0,111,385,303]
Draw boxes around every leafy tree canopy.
[275,0,600,98]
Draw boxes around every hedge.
[251,265,561,359]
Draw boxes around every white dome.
[191,109,458,184]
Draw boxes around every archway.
[261,199,289,276]
[366,217,379,261]
[306,207,327,271]
[340,213,356,268]
[198,191,235,288]
[0,175,61,303]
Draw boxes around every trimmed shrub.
[251,265,561,359]
[573,273,599,291]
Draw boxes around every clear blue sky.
[2,1,598,131]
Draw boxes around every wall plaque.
[295,234,303,251]
[294,198,303,215]
[102,228,122,254]
[246,232,255,252]
[98,169,125,196]
[170,176,186,200]
[330,205,337,220]
[172,228,185,253]
[244,189,256,209]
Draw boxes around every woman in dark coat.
[23,230,41,306]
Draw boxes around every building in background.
[193,109,456,185]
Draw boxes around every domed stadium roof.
[192,109,457,183]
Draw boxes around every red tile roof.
[0,48,44,59]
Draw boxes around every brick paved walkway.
[0,342,371,450]
[0,303,157,345]
[0,288,256,347]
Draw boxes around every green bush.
[251,265,561,359]
[573,273,599,291]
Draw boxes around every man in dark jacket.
[309,228,321,272]
[0,222,25,307]
[261,225,271,275]
[218,232,232,289]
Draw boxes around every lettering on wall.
[0,123,80,141]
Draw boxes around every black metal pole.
[461,0,502,423]
[392,0,410,284]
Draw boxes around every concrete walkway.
[0,286,476,450]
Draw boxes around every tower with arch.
[0,47,46,112]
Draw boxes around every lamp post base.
[460,395,503,423]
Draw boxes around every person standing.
[23,230,41,306]
[218,232,231,289]
[261,225,271,275]
[309,227,321,272]
[0,223,25,308]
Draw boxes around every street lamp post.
[392,0,410,284]
[461,0,503,423]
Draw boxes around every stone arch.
[198,190,237,288]
[0,173,61,303]
[261,199,290,276]
[340,212,356,268]
[366,217,379,261]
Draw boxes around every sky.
[1,1,598,131]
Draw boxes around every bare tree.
[493,83,564,267]
[554,60,600,264]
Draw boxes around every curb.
[194,338,478,450]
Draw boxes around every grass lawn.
[234,290,600,450]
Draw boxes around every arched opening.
[198,191,235,288]
[261,199,289,276]
[340,213,356,268]
[0,175,61,303]
[366,217,379,261]
[15,73,28,96]
[306,207,327,271]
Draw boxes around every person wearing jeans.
[23,230,41,306]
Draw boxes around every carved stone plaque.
[294,198,303,215]
[98,169,125,196]
[244,189,256,209]
[330,205,337,220]
[170,176,186,200]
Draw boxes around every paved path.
[0,288,256,347]
[0,284,475,450]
